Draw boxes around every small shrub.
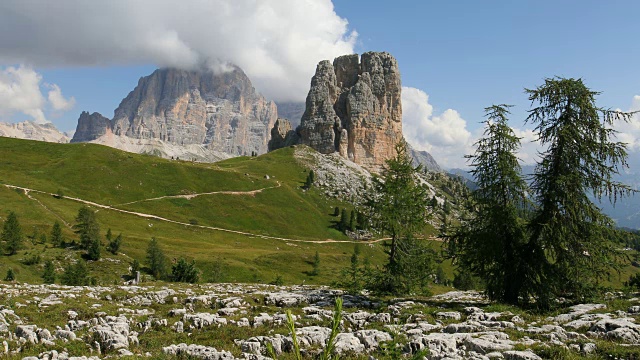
[22,253,41,265]
[271,275,284,286]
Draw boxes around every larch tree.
[525,77,636,307]
[446,105,531,305]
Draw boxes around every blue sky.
[1,0,639,169]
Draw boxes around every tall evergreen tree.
[50,221,64,248]
[339,209,349,232]
[311,250,320,276]
[146,237,167,280]
[304,170,315,189]
[446,105,531,304]
[364,140,431,294]
[2,211,23,255]
[107,233,122,255]
[43,260,56,284]
[74,207,100,251]
[525,78,636,307]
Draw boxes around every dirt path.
[20,188,73,229]
[114,182,282,206]
[4,184,390,245]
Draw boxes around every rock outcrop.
[272,52,403,173]
[0,121,69,143]
[70,112,110,143]
[72,67,278,156]
[268,118,298,151]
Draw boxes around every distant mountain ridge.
[0,121,69,143]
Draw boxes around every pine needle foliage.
[1,211,23,255]
[525,77,637,307]
[364,140,432,294]
[446,104,531,305]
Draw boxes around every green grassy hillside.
[0,137,389,285]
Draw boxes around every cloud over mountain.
[0,0,357,102]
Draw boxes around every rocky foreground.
[1,283,639,360]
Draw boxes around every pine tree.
[364,140,430,291]
[146,238,167,280]
[349,209,356,232]
[87,236,101,261]
[171,258,199,283]
[50,221,64,248]
[1,211,23,255]
[339,209,349,232]
[107,234,122,255]
[4,268,15,281]
[74,207,100,251]
[105,228,112,243]
[130,259,140,279]
[61,260,89,286]
[304,170,315,189]
[311,251,320,276]
[43,260,56,284]
[524,78,636,307]
[446,104,531,305]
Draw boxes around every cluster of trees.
[446,78,636,308]
[334,207,367,234]
[145,237,200,283]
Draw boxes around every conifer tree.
[2,211,23,255]
[74,207,100,251]
[525,78,636,307]
[50,221,64,248]
[446,105,530,304]
[339,209,349,232]
[311,250,320,276]
[146,237,167,280]
[364,140,431,294]
[43,260,56,284]
[4,268,15,281]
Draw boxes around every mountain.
[72,67,278,157]
[0,121,69,143]
[408,144,442,173]
[269,52,403,174]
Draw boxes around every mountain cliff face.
[273,52,403,174]
[71,67,278,156]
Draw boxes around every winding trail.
[114,182,282,206]
[4,183,390,245]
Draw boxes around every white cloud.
[0,66,47,123]
[615,96,640,151]
[0,0,357,102]
[47,84,76,112]
[402,86,473,168]
[0,66,75,124]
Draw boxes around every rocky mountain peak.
[72,67,277,156]
[280,51,403,174]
